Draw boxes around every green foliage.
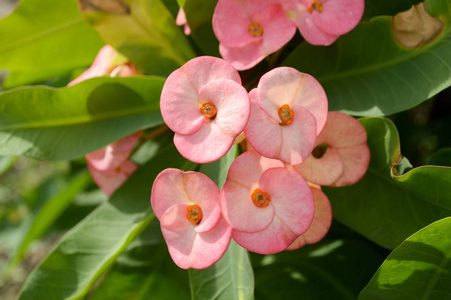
[284,0,451,116]
[360,217,451,299]
[363,0,422,20]
[325,118,451,249]
[427,148,451,167]
[0,0,104,88]
[0,76,165,160]
[79,0,195,76]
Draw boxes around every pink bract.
[287,186,332,250]
[221,151,314,254]
[160,56,250,164]
[281,0,364,45]
[176,8,191,35]
[86,131,142,172]
[245,67,328,165]
[294,111,370,186]
[151,169,232,269]
[213,0,296,70]
[88,159,137,196]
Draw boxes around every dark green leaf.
[18,143,190,299]
[363,0,421,20]
[79,0,195,76]
[0,76,165,160]
[325,117,451,249]
[283,0,451,116]
[0,0,104,88]
[189,146,255,300]
[360,217,451,300]
[427,148,451,167]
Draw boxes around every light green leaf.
[325,118,451,249]
[189,146,255,300]
[0,0,104,88]
[177,0,186,8]
[79,0,195,76]
[360,217,451,300]
[18,141,191,300]
[0,76,165,160]
[0,156,18,175]
[283,0,451,116]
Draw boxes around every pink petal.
[332,143,370,187]
[88,160,137,196]
[257,67,328,135]
[86,131,142,171]
[176,8,187,26]
[245,89,317,165]
[219,42,266,71]
[297,9,339,45]
[161,204,232,269]
[259,167,314,236]
[160,56,241,135]
[287,186,332,250]
[151,169,221,231]
[313,0,364,36]
[68,45,117,86]
[293,147,344,186]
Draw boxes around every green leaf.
[427,148,451,167]
[18,141,191,300]
[252,223,387,300]
[283,0,451,116]
[188,146,255,300]
[184,0,220,56]
[363,0,421,20]
[0,0,104,88]
[0,156,18,175]
[177,0,186,8]
[9,171,92,266]
[79,0,195,76]
[360,217,451,300]
[325,117,451,249]
[0,76,165,160]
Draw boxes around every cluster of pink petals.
[293,111,370,186]
[213,0,296,70]
[281,0,365,45]
[245,67,328,165]
[160,56,250,163]
[151,169,232,269]
[176,8,191,35]
[86,131,142,196]
[221,151,315,254]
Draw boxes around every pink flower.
[293,111,370,186]
[244,67,328,165]
[176,8,191,35]
[220,151,315,254]
[151,169,232,269]
[287,186,332,250]
[88,159,138,196]
[160,56,250,163]
[213,0,296,70]
[281,0,364,45]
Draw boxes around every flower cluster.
[152,55,370,269]
[70,45,142,196]
[212,0,364,69]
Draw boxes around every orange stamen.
[251,189,270,207]
[248,22,263,37]
[187,204,203,225]
[200,102,217,119]
[278,104,294,126]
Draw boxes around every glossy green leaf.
[184,0,220,56]
[0,0,104,88]
[363,0,421,20]
[189,146,255,300]
[79,0,195,76]
[252,223,387,300]
[283,0,451,116]
[360,217,451,300]
[427,148,451,167]
[0,76,165,160]
[10,171,92,266]
[325,118,451,249]
[18,141,191,299]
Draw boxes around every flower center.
[200,102,217,119]
[248,22,263,37]
[251,189,270,207]
[312,144,328,158]
[186,204,203,225]
[309,1,323,13]
[278,104,294,126]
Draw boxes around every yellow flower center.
[248,22,263,37]
[200,102,217,119]
[251,189,270,207]
[278,104,294,126]
[186,204,203,225]
[309,1,323,13]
